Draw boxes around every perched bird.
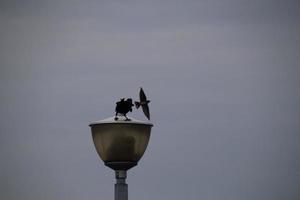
[135,88,150,120]
[115,98,134,121]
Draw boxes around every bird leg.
[114,112,118,121]
[124,114,130,121]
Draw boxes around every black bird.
[135,88,150,120]
[115,98,134,121]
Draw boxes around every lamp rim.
[89,116,153,127]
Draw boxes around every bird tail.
[135,101,141,109]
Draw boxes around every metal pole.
[115,170,128,200]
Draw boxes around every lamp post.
[89,116,153,200]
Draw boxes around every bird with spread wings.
[135,88,150,120]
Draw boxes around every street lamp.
[89,115,153,200]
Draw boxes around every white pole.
[115,170,128,200]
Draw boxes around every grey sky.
[1,1,300,200]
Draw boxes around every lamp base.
[105,161,137,171]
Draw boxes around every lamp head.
[90,116,153,170]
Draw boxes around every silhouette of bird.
[135,88,150,120]
[115,98,134,121]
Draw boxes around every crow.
[115,98,134,121]
[135,88,150,120]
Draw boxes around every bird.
[115,98,134,121]
[135,88,150,120]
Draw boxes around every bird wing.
[142,104,150,120]
[139,88,147,102]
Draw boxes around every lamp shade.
[90,117,153,170]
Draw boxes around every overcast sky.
[1,1,300,200]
